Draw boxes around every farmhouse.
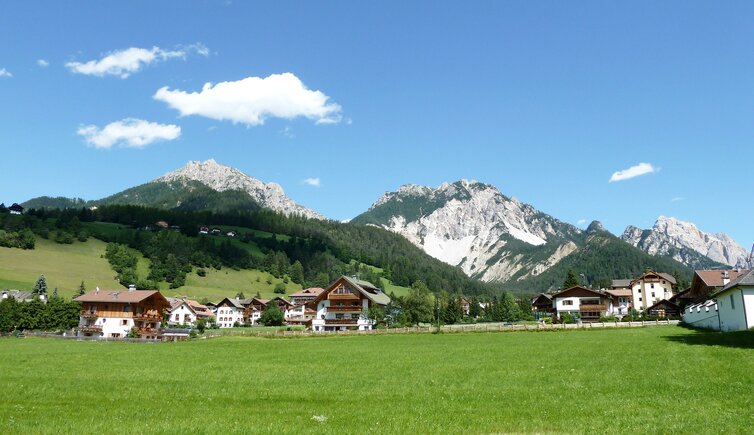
[629,271,676,311]
[243,297,295,324]
[290,287,324,305]
[459,296,471,316]
[1,290,43,302]
[531,293,554,316]
[75,286,170,339]
[710,268,754,331]
[605,289,632,316]
[645,299,681,319]
[688,269,747,302]
[215,297,245,328]
[551,286,613,321]
[308,276,390,332]
[166,297,212,326]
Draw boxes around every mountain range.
[22,160,749,290]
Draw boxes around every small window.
[122,319,128,325]
[651,292,655,298]
[730,294,735,310]
[639,297,642,302]
[651,283,655,289]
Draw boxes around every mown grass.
[0,238,121,294]
[1,327,752,434]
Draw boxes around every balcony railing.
[580,304,607,312]
[79,325,103,333]
[327,305,363,312]
[138,327,162,335]
[80,311,99,319]
[325,318,359,325]
[134,313,162,322]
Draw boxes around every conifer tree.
[78,280,86,296]
[32,275,48,297]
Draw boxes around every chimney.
[128,284,136,292]
[722,271,730,286]
[95,286,100,294]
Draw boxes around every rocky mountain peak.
[622,216,748,268]
[156,160,323,220]
[586,220,606,233]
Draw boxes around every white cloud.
[66,44,208,78]
[577,219,587,225]
[153,72,342,126]
[303,177,321,187]
[77,118,181,149]
[609,162,659,183]
[0,68,12,78]
[37,59,49,68]
[280,126,295,138]
[671,196,684,202]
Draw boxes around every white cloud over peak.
[65,44,208,78]
[671,196,684,202]
[37,59,49,68]
[0,68,12,78]
[77,118,181,149]
[577,219,587,225]
[609,162,659,183]
[303,177,321,187]
[153,72,342,126]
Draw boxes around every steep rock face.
[352,180,582,282]
[155,159,323,219]
[621,216,748,268]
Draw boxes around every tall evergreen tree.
[78,280,86,296]
[32,275,48,297]
[563,270,580,289]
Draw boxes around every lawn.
[1,326,752,433]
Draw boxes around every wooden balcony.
[328,305,363,312]
[138,327,162,335]
[580,304,607,312]
[134,313,162,322]
[325,318,359,325]
[80,311,99,319]
[79,325,102,333]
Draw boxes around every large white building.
[214,297,245,328]
[309,276,390,332]
[629,271,676,311]
[712,269,754,331]
[74,287,170,339]
[550,286,614,321]
[166,297,213,326]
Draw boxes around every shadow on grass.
[665,325,754,349]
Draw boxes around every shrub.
[197,268,207,277]
[560,312,576,324]
[189,329,198,339]
[273,283,286,294]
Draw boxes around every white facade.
[631,278,674,311]
[311,299,374,332]
[682,300,720,330]
[553,296,612,319]
[168,303,197,326]
[215,304,244,328]
[78,315,135,338]
[716,287,754,332]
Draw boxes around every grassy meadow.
[1,326,752,434]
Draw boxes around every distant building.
[645,299,681,319]
[9,203,24,215]
[214,297,245,328]
[199,226,209,235]
[309,276,390,332]
[226,231,237,237]
[531,293,554,315]
[166,297,213,326]
[551,286,613,321]
[604,289,632,316]
[74,286,170,339]
[1,290,43,302]
[688,269,748,302]
[629,271,676,311]
[290,288,325,305]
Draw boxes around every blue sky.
[1,1,753,246]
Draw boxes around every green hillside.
[0,232,411,302]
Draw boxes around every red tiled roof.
[75,290,161,303]
[695,269,748,288]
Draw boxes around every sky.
[1,1,753,247]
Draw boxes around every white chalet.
[308,276,390,332]
[711,268,754,331]
[551,286,614,321]
[166,297,213,326]
[215,297,245,328]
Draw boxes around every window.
[121,319,128,325]
[650,283,655,289]
[639,297,642,302]
[562,300,573,306]
[651,292,655,298]
[336,314,344,319]
[122,305,130,312]
[175,314,179,321]
[730,294,735,310]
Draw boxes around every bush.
[197,268,207,277]
[560,312,577,324]
[599,315,617,322]
[273,283,286,294]
[189,329,198,339]
[196,319,206,333]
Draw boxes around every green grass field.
[1,326,752,433]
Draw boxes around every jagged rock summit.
[621,215,748,268]
[156,159,324,219]
[352,180,583,282]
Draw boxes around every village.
[3,264,749,341]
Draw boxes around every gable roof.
[714,269,754,296]
[310,276,390,307]
[630,271,676,286]
[646,299,680,311]
[695,269,749,288]
[552,286,610,300]
[215,297,245,309]
[75,289,165,304]
[290,288,325,298]
[1,290,35,302]
[611,279,632,289]
[605,289,632,297]
[532,293,552,304]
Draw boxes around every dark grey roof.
[342,276,390,306]
[611,279,632,288]
[715,269,754,296]
[1,290,35,302]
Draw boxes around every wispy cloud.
[609,162,659,183]
[77,118,181,149]
[66,44,208,78]
[153,72,342,126]
[36,59,49,68]
[577,219,587,225]
[303,177,321,187]
[0,68,12,78]
[280,126,295,138]
[670,196,684,203]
